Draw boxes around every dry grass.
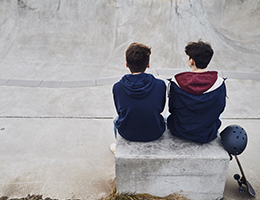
[101,183,189,200]
[0,180,189,200]
[102,193,188,200]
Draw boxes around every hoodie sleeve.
[112,82,120,115]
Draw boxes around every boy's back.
[167,40,226,143]
[113,43,166,142]
[167,72,226,143]
[113,73,166,141]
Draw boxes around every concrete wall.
[0,0,259,81]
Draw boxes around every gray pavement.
[0,0,260,200]
[0,118,115,200]
[0,75,259,200]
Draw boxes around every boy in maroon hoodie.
[167,40,226,143]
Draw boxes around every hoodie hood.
[120,73,156,98]
[172,82,225,113]
[174,71,218,95]
[169,72,225,113]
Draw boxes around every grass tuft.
[100,182,189,200]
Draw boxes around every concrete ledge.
[115,130,230,200]
[96,76,121,86]
[39,80,62,88]
[0,70,259,88]
[60,79,96,88]
[220,71,260,80]
[5,79,43,87]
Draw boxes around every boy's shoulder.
[147,73,165,83]
[146,74,166,90]
[154,77,166,87]
[112,80,121,91]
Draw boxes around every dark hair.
[125,42,151,73]
[185,40,214,69]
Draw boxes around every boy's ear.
[126,63,129,68]
[147,63,150,68]
[189,58,195,66]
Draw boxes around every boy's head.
[185,40,214,69]
[125,42,151,73]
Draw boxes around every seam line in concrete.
[0,116,113,119]
[221,118,260,120]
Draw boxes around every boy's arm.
[112,84,120,115]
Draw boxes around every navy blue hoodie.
[167,71,226,143]
[113,73,166,142]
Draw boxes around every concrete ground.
[0,0,259,200]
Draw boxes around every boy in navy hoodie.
[167,40,226,144]
[112,42,166,142]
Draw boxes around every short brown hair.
[125,42,151,73]
[185,40,214,69]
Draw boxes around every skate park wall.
[0,0,259,82]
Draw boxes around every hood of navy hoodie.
[170,73,225,113]
[120,73,155,98]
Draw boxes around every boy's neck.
[191,66,207,73]
[131,72,144,75]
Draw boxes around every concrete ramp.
[203,0,260,43]
[0,1,260,200]
[0,0,259,82]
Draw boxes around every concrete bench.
[115,129,230,200]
